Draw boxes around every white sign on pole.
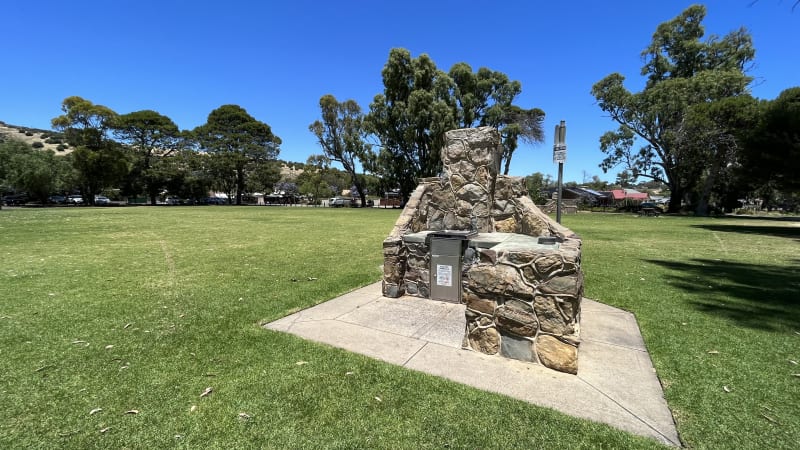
[552,121,567,164]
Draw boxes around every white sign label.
[436,264,453,287]
[553,148,566,163]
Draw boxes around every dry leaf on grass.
[71,340,89,346]
[105,345,114,350]
[190,405,197,412]
[89,408,103,415]
[707,350,720,355]
[345,372,354,376]
[123,323,132,329]
[760,412,780,424]
[295,361,308,366]
[789,360,798,365]
[200,387,213,398]
[124,409,139,415]
[99,427,111,433]
[238,412,251,420]
[723,386,732,393]
[374,396,382,402]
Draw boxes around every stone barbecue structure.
[382,127,584,374]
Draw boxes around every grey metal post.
[553,120,567,224]
[557,161,563,223]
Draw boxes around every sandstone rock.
[539,273,582,296]
[468,327,500,354]
[466,263,532,299]
[464,291,496,315]
[536,335,578,374]
[495,301,538,337]
[495,217,517,233]
[534,254,564,277]
[534,295,571,335]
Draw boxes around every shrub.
[56,144,67,151]
[32,141,44,148]
[18,129,26,133]
[25,132,34,136]
[45,137,62,144]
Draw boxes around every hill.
[0,121,72,154]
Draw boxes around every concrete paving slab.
[264,282,680,447]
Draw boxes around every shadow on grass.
[691,222,800,241]
[644,258,800,332]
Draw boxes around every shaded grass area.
[0,207,657,449]
[562,213,800,449]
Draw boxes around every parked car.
[48,195,67,204]
[201,197,227,205]
[94,195,111,205]
[67,195,83,205]
[329,197,352,207]
[4,193,29,205]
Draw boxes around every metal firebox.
[428,230,476,302]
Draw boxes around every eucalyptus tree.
[309,95,371,206]
[365,48,457,199]
[591,5,755,212]
[192,105,281,205]
[740,87,800,203]
[112,110,183,205]
[51,96,128,204]
[449,63,545,175]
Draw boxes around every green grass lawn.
[0,207,797,448]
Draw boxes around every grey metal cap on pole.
[553,120,567,223]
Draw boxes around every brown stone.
[495,302,538,337]
[539,273,581,296]
[520,212,549,236]
[558,295,581,321]
[464,291,496,315]
[534,295,572,335]
[534,254,564,277]
[466,263,532,300]
[468,327,500,354]
[383,257,404,282]
[536,335,578,374]
[494,217,517,233]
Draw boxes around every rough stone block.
[536,335,578,374]
[468,326,500,354]
[500,332,534,362]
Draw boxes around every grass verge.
[1,207,657,449]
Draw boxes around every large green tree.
[310,95,370,207]
[591,5,755,213]
[449,63,545,174]
[192,105,281,205]
[112,110,183,205]
[740,87,800,195]
[51,96,128,204]
[365,49,457,199]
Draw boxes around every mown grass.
[561,213,799,449]
[0,207,657,449]
[1,207,797,449]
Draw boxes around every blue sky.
[1,1,797,183]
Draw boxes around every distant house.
[545,187,611,206]
[606,189,649,205]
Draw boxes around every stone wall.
[462,238,583,374]
[381,126,583,374]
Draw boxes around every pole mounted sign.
[553,120,566,223]
[553,120,567,163]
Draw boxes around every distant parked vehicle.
[48,195,67,204]
[67,195,83,205]
[329,197,352,207]
[201,197,227,205]
[94,195,111,205]
[4,193,29,205]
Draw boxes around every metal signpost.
[553,120,567,223]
